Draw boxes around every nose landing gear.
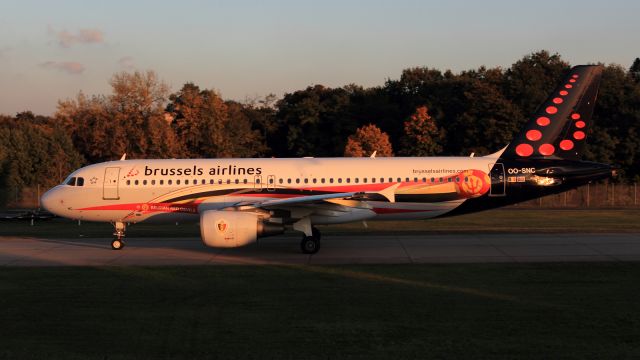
[111,221,126,250]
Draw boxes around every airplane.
[41,65,614,254]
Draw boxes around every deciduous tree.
[400,106,445,156]
[344,124,393,157]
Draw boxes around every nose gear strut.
[111,221,126,250]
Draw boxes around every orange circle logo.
[457,170,490,198]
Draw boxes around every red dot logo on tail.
[560,140,574,151]
[536,117,550,126]
[516,144,533,157]
[539,144,555,156]
[526,130,542,141]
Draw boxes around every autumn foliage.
[401,106,445,156]
[344,124,393,157]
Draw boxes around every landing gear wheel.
[301,227,321,254]
[111,238,125,250]
[301,236,320,254]
[111,221,126,251]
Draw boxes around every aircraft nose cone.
[41,187,60,214]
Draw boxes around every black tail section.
[502,65,603,161]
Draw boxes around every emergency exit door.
[103,167,120,200]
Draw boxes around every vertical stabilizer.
[502,65,603,160]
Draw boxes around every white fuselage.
[41,156,500,225]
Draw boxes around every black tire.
[301,236,320,254]
[111,239,125,250]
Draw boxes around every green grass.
[1,209,639,239]
[1,264,640,359]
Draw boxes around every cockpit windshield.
[64,177,85,186]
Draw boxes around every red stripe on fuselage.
[79,202,199,214]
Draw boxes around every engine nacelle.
[200,210,283,248]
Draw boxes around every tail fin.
[502,65,603,160]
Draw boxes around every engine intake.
[200,210,283,248]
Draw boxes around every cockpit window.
[77,177,84,186]
[66,177,77,186]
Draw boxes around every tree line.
[1,51,639,206]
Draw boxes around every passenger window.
[218,179,222,184]
[380,178,384,183]
[142,180,147,185]
[135,180,139,185]
[244,179,248,184]
[176,180,181,185]
[397,178,401,183]
[455,177,460,183]
[151,180,156,185]
[235,179,239,184]
[185,180,189,185]
[431,177,435,183]
[448,178,452,182]
[321,178,325,183]
[312,178,317,184]
[210,179,214,184]
[296,179,300,184]
[465,177,468,182]
[389,178,393,183]
[439,177,443,183]
[227,179,231,184]
[363,178,367,183]
[287,178,292,184]
[127,180,131,185]
[422,178,426,183]
[279,179,283,184]
[355,178,359,183]
[304,179,308,184]
[168,180,172,185]
[406,177,410,182]
[329,178,334,183]
[338,178,342,183]
[346,178,350,183]
[160,180,164,185]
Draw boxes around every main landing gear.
[111,221,126,250]
[301,227,321,254]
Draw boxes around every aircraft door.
[267,175,275,191]
[103,167,120,200]
[489,163,505,197]
[254,175,263,192]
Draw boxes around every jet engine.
[200,210,284,248]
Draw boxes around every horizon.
[1,0,639,116]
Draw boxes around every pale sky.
[0,0,638,115]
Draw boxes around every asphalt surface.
[2,233,640,266]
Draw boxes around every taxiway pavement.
[2,233,640,266]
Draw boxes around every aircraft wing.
[228,183,400,210]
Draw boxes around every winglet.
[377,183,400,203]
[120,153,127,161]
[370,151,377,158]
